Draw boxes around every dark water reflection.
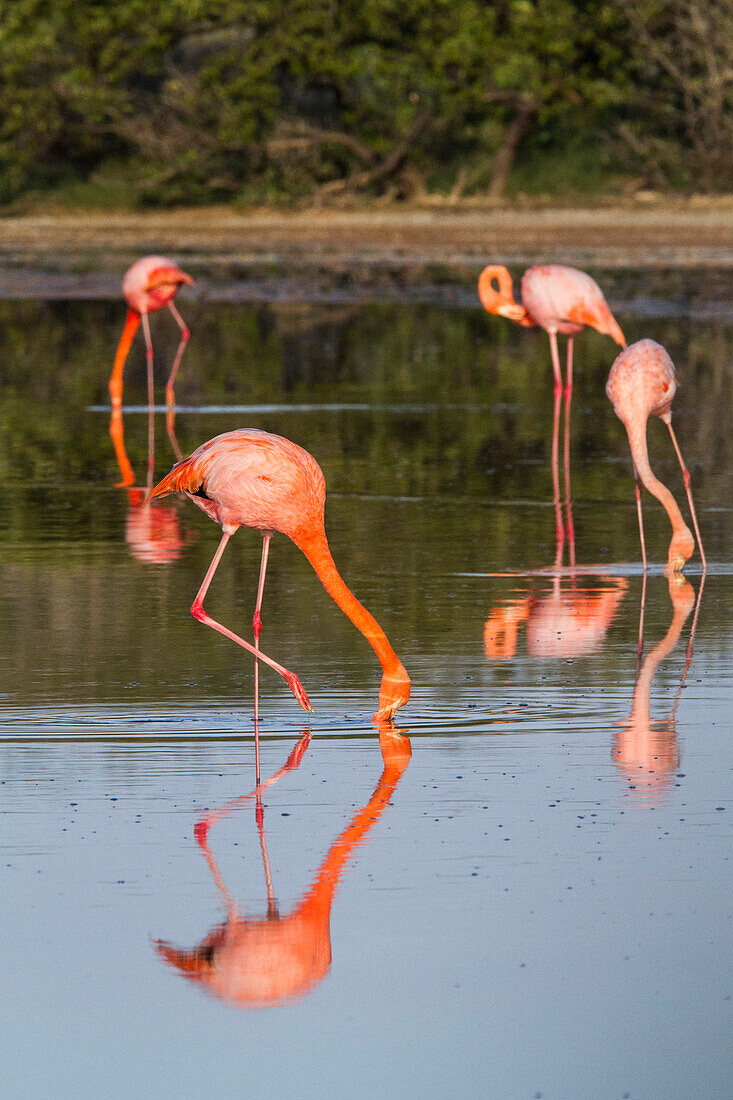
[1,273,732,1097]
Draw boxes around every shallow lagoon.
[1,268,731,1098]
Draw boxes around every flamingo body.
[154,428,326,543]
[478,263,625,346]
[606,339,705,573]
[521,265,625,343]
[605,337,677,423]
[146,429,411,721]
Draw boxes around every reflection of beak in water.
[125,489,185,565]
[154,723,411,1008]
[613,573,704,793]
[484,577,627,660]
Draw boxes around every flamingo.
[154,724,411,1007]
[109,255,193,411]
[478,263,626,557]
[145,428,411,775]
[606,339,706,574]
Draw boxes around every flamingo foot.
[285,672,313,712]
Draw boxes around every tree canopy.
[0,0,730,205]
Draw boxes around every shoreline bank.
[2,204,733,270]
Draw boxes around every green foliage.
[0,0,725,205]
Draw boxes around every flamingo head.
[374,663,411,721]
[478,265,531,325]
[145,265,194,293]
[666,525,695,574]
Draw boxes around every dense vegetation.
[0,0,731,207]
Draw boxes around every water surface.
[1,270,731,1098]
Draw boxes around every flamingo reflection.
[154,724,411,1007]
[110,407,186,564]
[613,573,704,792]
[485,575,628,661]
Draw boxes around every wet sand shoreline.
[2,204,733,271]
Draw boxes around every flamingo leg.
[141,311,156,487]
[664,421,707,570]
[563,337,574,542]
[165,301,190,406]
[549,332,565,560]
[165,301,189,463]
[190,531,313,714]
[563,339,576,569]
[253,532,272,785]
[633,460,648,572]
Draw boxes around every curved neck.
[109,308,140,406]
[295,528,403,679]
[625,414,686,536]
[478,265,514,313]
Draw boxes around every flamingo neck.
[478,265,532,324]
[295,527,405,681]
[109,308,140,406]
[625,415,687,538]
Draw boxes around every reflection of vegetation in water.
[1,294,730,497]
[0,290,730,712]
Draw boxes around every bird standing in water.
[145,429,411,776]
[606,338,705,573]
[109,255,193,411]
[478,263,626,392]
[478,263,626,556]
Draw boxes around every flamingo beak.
[497,303,528,322]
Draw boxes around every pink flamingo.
[606,339,706,573]
[479,263,626,556]
[109,256,193,480]
[109,255,193,411]
[145,429,411,778]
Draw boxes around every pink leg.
[665,421,707,570]
[165,302,188,462]
[141,311,155,488]
[633,461,648,572]
[548,332,564,562]
[165,301,190,405]
[190,531,313,714]
[563,336,574,512]
[253,532,272,786]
